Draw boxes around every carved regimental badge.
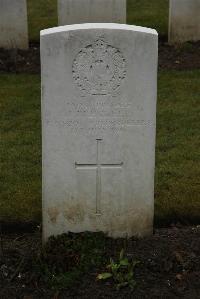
[72,39,126,95]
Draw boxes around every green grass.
[27,0,169,42]
[0,75,41,221]
[27,0,57,42]
[127,0,169,37]
[155,70,200,224]
[0,71,200,224]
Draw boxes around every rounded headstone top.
[40,23,158,37]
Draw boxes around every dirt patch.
[0,221,40,234]
[159,41,200,70]
[0,225,200,298]
[0,41,200,74]
[0,42,40,74]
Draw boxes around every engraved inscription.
[65,97,134,116]
[46,118,155,135]
[75,139,123,214]
[72,39,126,95]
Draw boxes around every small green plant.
[97,249,139,290]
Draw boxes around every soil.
[159,41,200,70]
[0,225,200,299]
[0,41,200,74]
[0,42,40,74]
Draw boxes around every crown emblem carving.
[72,39,126,95]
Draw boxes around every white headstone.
[41,24,158,241]
[0,0,28,49]
[169,0,200,43]
[58,0,126,25]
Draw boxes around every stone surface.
[41,23,158,241]
[0,0,28,49]
[58,0,126,25]
[169,0,200,43]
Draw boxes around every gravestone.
[41,24,158,241]
[58,0,126,25]
[0,0,28,49]
[169,0,200,43]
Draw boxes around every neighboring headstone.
[58,0,126,25]
[41,24,158,241]
[0,0,28,49]
[169,0,200,43]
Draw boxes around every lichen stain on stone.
[47,207,60,224]
[63,203,85,224]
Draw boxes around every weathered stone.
[41,24,158,241]
[58,0,126,25]
[169,0,200,43]
[0,0,28,49]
